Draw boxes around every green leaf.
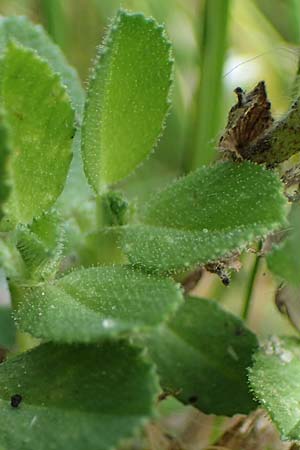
[0,308,16,349]
[0,340,159,450]
[0,16,84,115]
[82,9,173,191]
[15,211,65,281]
[2,44,75,225]
[268,204,300,287]
[0,16,90,216]
[145,296,258,416]
[14,266,183,343]
[120,162,288,272]
[0,17,89,217]
[0,111,11,220]
[249,336,300,440]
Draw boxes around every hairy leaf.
[0,17,90,217]
[0,112,10,220]
[14,266,183,342]
[16,211,65,281]
[0,340,158,450]
[82,9,173,190]
[121,162,287,272]
[145,296,258,416]
[2,44,74,225]
[0,16,90,216]
[249,336,300,440]
[0,16,84,115]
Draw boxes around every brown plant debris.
[212,409,295,450]
[219,81,273,161]
[220,81,300,165]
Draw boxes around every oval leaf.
[0,16,84,115]
[2,44,74,225]
[0,16,87,217]
[121,162,287,272]
[82,9,173,190]
[145,296,258,416]
[0,340,158,450]
[249,336,300,440]
[14,266,183,342]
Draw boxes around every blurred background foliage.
[0,0,299,339]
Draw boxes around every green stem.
[38,0,67,51]
[183,0,231,172]
[242,241,263,322]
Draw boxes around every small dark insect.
[206,263,231,286]
[215,267,231,286]
[10,394,22,408]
